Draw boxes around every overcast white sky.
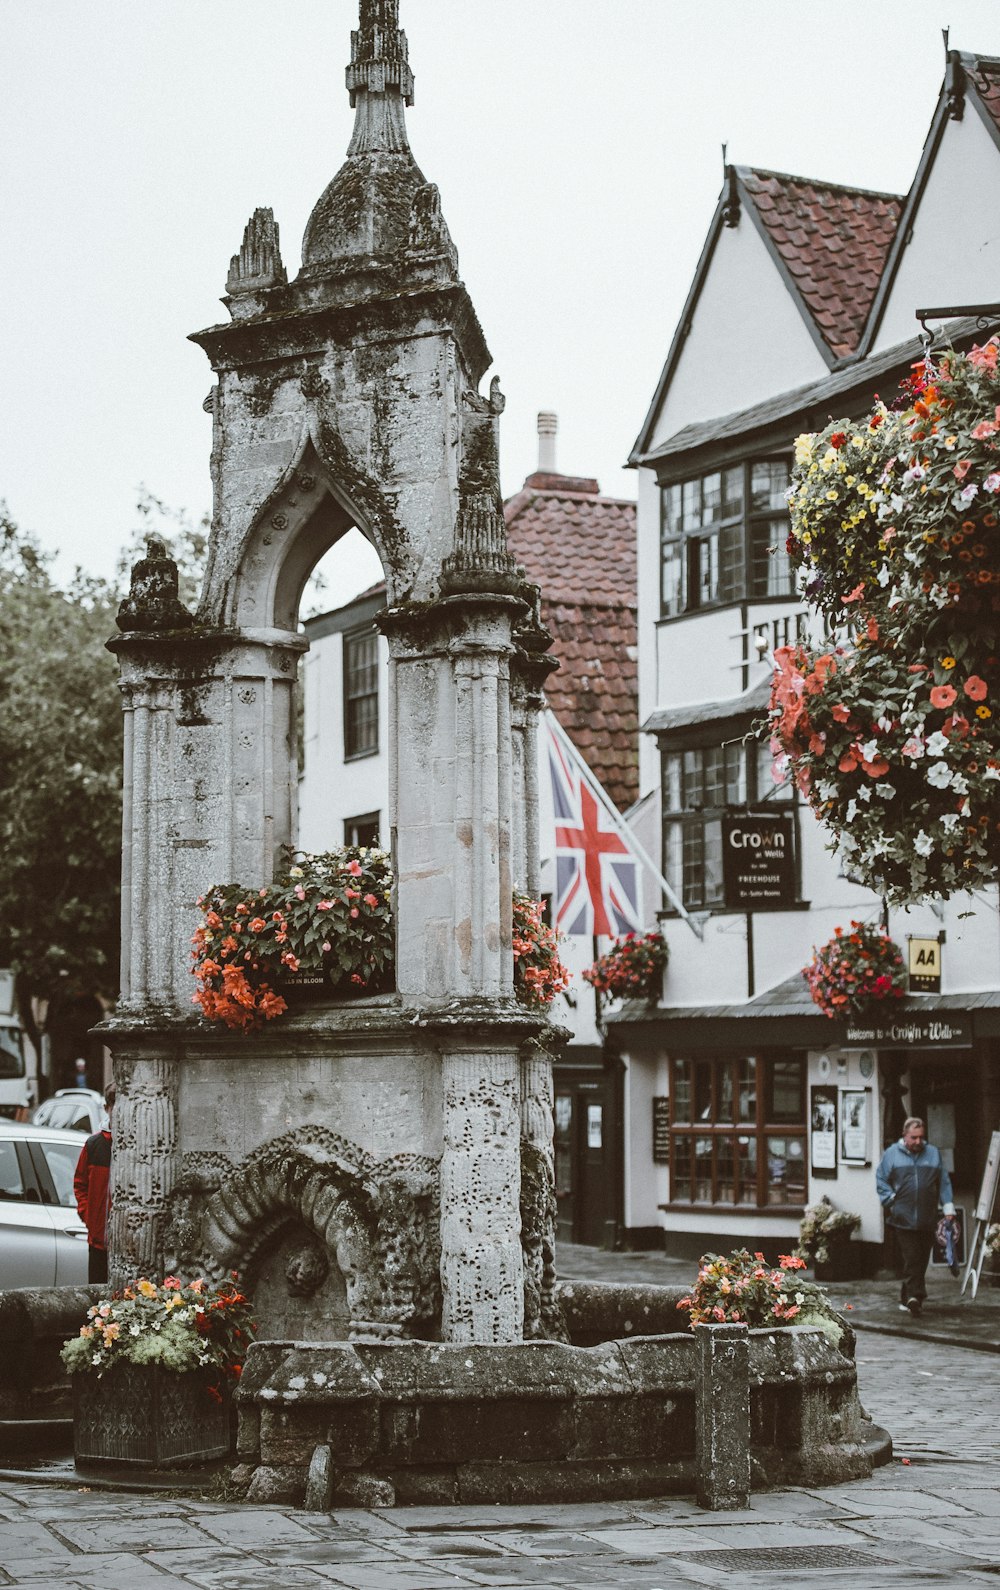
[4,0,1000,603]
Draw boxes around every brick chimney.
[524,411,599,494]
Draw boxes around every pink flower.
[322,941,331,953]
[832,703,852,724]
[363,893,379,908]
[316,900,334,911]
[930,684,958,709]
[972,420,999,440]
[350,908,360,919]
[984,473,1000,494]
[954,459,974,481]
[294,884,306,901]
[964,675,989,702]
[347,860,363,877]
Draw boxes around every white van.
[0,970,33,1120]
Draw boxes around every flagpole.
[544,709,704,942]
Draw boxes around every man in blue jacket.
[876,1116,955,1315]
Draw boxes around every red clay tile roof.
[968,55,1000,136]
[505,482,638,810]
[741,167,904,360]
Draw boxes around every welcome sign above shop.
[844,1014,972,1048]
[721,813,796,910]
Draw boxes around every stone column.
[519,1041,559,1338]
[439,1048,523,1343]
[108,1047,180,1289]
[695,1322,751,1510]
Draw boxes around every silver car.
[0,1121,90,1288]
[32,1088,107,1135]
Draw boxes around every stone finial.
[346,0,415,155]
[116,538,194,633]
[227,207,287,296]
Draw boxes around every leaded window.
[660,458,793,616]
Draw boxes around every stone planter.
[73,1365,229,1467]
[276,968,393,1005]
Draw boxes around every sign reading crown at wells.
[721,813,796,911]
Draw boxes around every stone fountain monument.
[100,1,888,1505]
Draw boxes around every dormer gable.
[865,51,1000,354]
[632,167,902,463]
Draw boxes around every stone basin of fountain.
[233,1279,891,1508]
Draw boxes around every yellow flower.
[977,705,992,719]
[794,433,815,466]
[941,656,957,669]
[826,489,838,501]
[136,1279,158,1299]
[165,1294,184,1309]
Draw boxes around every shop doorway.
[553,1059,620,1248]
[908,1052,977,1205]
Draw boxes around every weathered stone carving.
[441,380,522,595]
[226,207,287,296]
[116,539,193,634]
[108,1053,181,1290]
[408,182,458,269]
[519,1043,563,1340]
[162,1128,440,1338]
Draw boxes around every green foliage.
[0,507,123,1011]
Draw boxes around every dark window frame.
[667,1052,807,1210]
[343,812,381,848]
[659,455,794,619]
[342,625,380,762]
[661,736,796,913]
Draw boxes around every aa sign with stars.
[908,936,942,994]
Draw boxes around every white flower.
[926,731,950,757]
[960,799,972,816]
[845,800,859,824]
[92,1353,103,1365]
[951,773,969,795]
[941,813,961,832]
[960,484,979,503]
[927,761,953,789]
[901,736,924,760]
[859,739,879,761]
[877,564,892,587]
[858,784,872,803]
[984,473,1000,494]
[875,782,896,800]
[984,766,1000,783]
[130,1325,141,1337]
[914,831,934,857]
[902,465,925,485]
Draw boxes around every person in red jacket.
[73,1082,115,1283]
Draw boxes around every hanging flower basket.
[512,893,570,1008]
[582,931,668,1004]
[802,921,905,1020]
[191,846,394,1030]
[770,339,1000,903]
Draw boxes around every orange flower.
[964,675,989,701]
[930,684,957,709]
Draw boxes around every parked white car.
[32,1088,106,1135]
[0,1121,90,1288]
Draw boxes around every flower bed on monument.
[583,931,668,1004]
[802,920,906,1019]
[63,1276,255,1467]
[191,847,394,1029]
[770,340,1000,902]
[192,855,568,1030]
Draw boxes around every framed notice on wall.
[652,1097,670,1165]
[840,1088,871,1165]
[810,1085,838,1177]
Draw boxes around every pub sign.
[721,812,796,910]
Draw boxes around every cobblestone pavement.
[1,1330,998,1589]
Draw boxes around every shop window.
[668,1054,806,1207]
[659,457,793,617]
[343,627,379,759]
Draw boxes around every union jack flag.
[546,715,643,938]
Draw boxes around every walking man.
[73,1082,115,1284]
[876,1115,955,1315]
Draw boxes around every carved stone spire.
[346,0,415,156]
[226,207,287,296]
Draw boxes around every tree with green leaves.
[0,497,207,1075]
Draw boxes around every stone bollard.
[694,1322,750,1510]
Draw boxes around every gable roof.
[504,480,638,810]
[740,169,903,362]
[859,51,1000,354]
[630,165,904,462]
